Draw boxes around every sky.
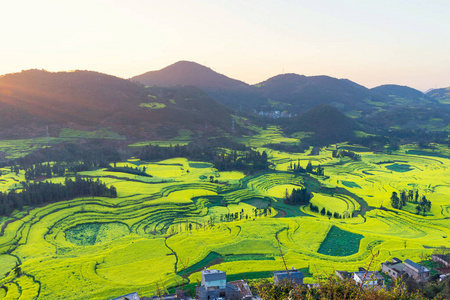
[1,0,449,91]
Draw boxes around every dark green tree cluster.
[106,165,150,177]
[283,187,311,205]
[391,190,432,215]
[214,150,269,174]
[0,176,117,216]
[332,149,361,161]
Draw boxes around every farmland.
[0,139,449,299]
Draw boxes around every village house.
[352,268,385,288]
[381,257,405,279]
[403,259,430,281]
[273,267,304,286]
[196,269,252,300]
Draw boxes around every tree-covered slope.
[0,69,233,139]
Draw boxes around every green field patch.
[318,226,364,256]
[341,181,361,189]
[223,254,275,262]
[189,162,213,168]
[385,163,413,172]
[65,222,130,246]
[59,128,125,139]
[177,252,223,276]
[139,102,166,109]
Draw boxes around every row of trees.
[390,190,432,215]
[287,160,325,176]
[0,176,117,216]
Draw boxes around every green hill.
[0,69,233,139]
[426,86,450,104]
[131,61,267,110]
[284,104,359,145]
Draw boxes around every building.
[273,267,304,286]
[352,269,385,288]
[404,259,430,281]
[381,257,405,279]
[335,270,352,281]
[228,280,253,300]
[381,258,430,281]
[432,254,450,268]
[111,292,140,300]
[196,269,251,300]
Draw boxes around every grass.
[139,102,166,110]
[318,226,364,256]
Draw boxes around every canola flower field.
[0,140,449,299]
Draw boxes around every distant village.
[110,253,450,300]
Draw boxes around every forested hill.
[371,84,436,105]
[131,61,247,90]
[254,73,389,113]
[284,104,359,145]
[0,69,233,139]
[426,86,450,104]
[131,61,267,110]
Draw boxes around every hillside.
[371,84,437,107]
[284,104,359,144]
[131,61,267,110]
[254,74,389,113]
[426,87,450,105]
[131,61,246,90]
[0,69,233,139]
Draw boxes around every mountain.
[371,84,437,106]
[426,87,450,105]
[371,84,425,99]
[131,61,266,110]
[0,69,233,139]
[284,104,359,145]
[254,74,389,113]
[131,61,246,90]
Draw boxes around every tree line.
[390,190,432,215]
[332,149,361,161]
[288,160,325,176]
[0,176,117,216]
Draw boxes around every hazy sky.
[1,0,449,90]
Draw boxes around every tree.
[391,192,400,209]
[306,161,313,173]
[209,175,214,183]
[415,190,419,202]
[415,205,422,215]
[400,191,407,207]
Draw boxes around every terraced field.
[0,143,449,299]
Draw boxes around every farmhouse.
[381,257,405,279]
[403,259,430,281]
[352,269,385,288]
[432,254,450,268]
[381,258,430,281]
[274,267,304,286]
[196,269,252,300]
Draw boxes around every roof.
[404,259,429,273]
[353,271,384,281]
[228,280,252,298]
[111,292,140,300]
[202,269,226,281]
